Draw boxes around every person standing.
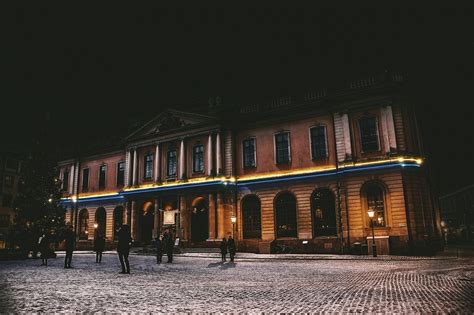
[38,232,49,266]
[220,237,228,262]
[155,234,163,264]
[94,232,105,263]
[117,224,132,274]
[164,230,174,263]
[227,235,236,262]
[64,225,75,269]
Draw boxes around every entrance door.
[141,202,154,243]
[191,197,209,243]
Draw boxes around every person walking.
[155,234,163,264]
[64,225,75,269]
[164,230,174,263]
[38,232,49,266]
[117,224,132,274]
[227,235,236,262]
[94,232,105,263]
[220,237,228,262]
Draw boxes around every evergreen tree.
[10,150,66,256]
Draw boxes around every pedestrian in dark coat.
[38,233,49,266]
[94,232,105,263]
[117,224,132,274]
[220,237,228,262]
[164,230,174,263]
[155,234,163,264]
[64,225,75,268]
[227,235,236,262]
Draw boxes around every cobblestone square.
[1,253,473,313]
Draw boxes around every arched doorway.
[95,207,106,238]
[242,195,261,239]
[141,201,154,243]
[311,188,337,237]
[275,192,297,238]
[78,209,89,240]
[191,197,209,242]
[113,206,124,241]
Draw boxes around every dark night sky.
[0,5,473,195]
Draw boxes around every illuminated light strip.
[60,195,124,205]
[121,181,224,196]
[236,162,420,186]
[122,177,222,192]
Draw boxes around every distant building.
[59,74,442,255]
[0,153,22,249]
[439,185,474,243]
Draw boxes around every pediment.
[126,109,217,141]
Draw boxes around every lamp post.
[368,209,377,257]
[231,215,237,238]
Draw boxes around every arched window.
[311,189,337,236]
[113,206,124,241]
[242,195,261,239]
[365,183,386,227]
[78,209,89,240]
[95,207,107,237]
[275,192,297,238]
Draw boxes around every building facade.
[59,74,442,255]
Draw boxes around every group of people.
[36,224,237,274]
[220,235,236,262]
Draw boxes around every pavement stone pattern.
[0,253,473,313]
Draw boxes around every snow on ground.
[0,253,473,313]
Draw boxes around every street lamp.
[94,223,98,229]
[367,209,377,257]
[231,215,237,238]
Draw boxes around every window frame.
[359,116,381,153]
[192,144,205,174]
[116,161,125,187]
[363,182,387,228]
[241,194,262,239]
[242,137,257,169]
[274,131,291,165]
[144,152,154,181]
[82,168,89,192]
[167,149,177,178]
[98,164,107,190]
[309,125,329,160]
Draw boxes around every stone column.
[207,133,213,176]
[341,113,352,160]
[69,163,75,195]
[155,143,161,183]
[132,149,138,186]
[216,132,222,175]
[380,107,391,154]
[179,139,185,180]
[386,105,397,151]
[154,198,160,237]
[217,192,225,239]
[125,149,131,187]
[208,193,216,240]
[130,200,138,240]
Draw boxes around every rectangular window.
[144,153,153,180]
[82,168,89,192]
[310,126,328,159]
[117,162,125,187]
[5,159,19,172]
[4,175,14,188]
[243,138,256,168]
[167,150,177,177]
[193,145,204,173]
[275,132,290,164]
[62,169,69,192]
[99,165,106,190]
[359,116,380,152]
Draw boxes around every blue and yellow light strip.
[60,157,422,205]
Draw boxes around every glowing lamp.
[94,223,98,229]
[440,221,445,227]
[367,209,375,218]
[231,216,237,224]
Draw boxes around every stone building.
[439,184,474,243]
[59,74,442,254]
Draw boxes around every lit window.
[366,184,385,227]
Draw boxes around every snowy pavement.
[1,253,473,313]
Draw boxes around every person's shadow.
[220,262,236,269]
[207,262,223,268]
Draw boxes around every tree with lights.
[9,150,66,258]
